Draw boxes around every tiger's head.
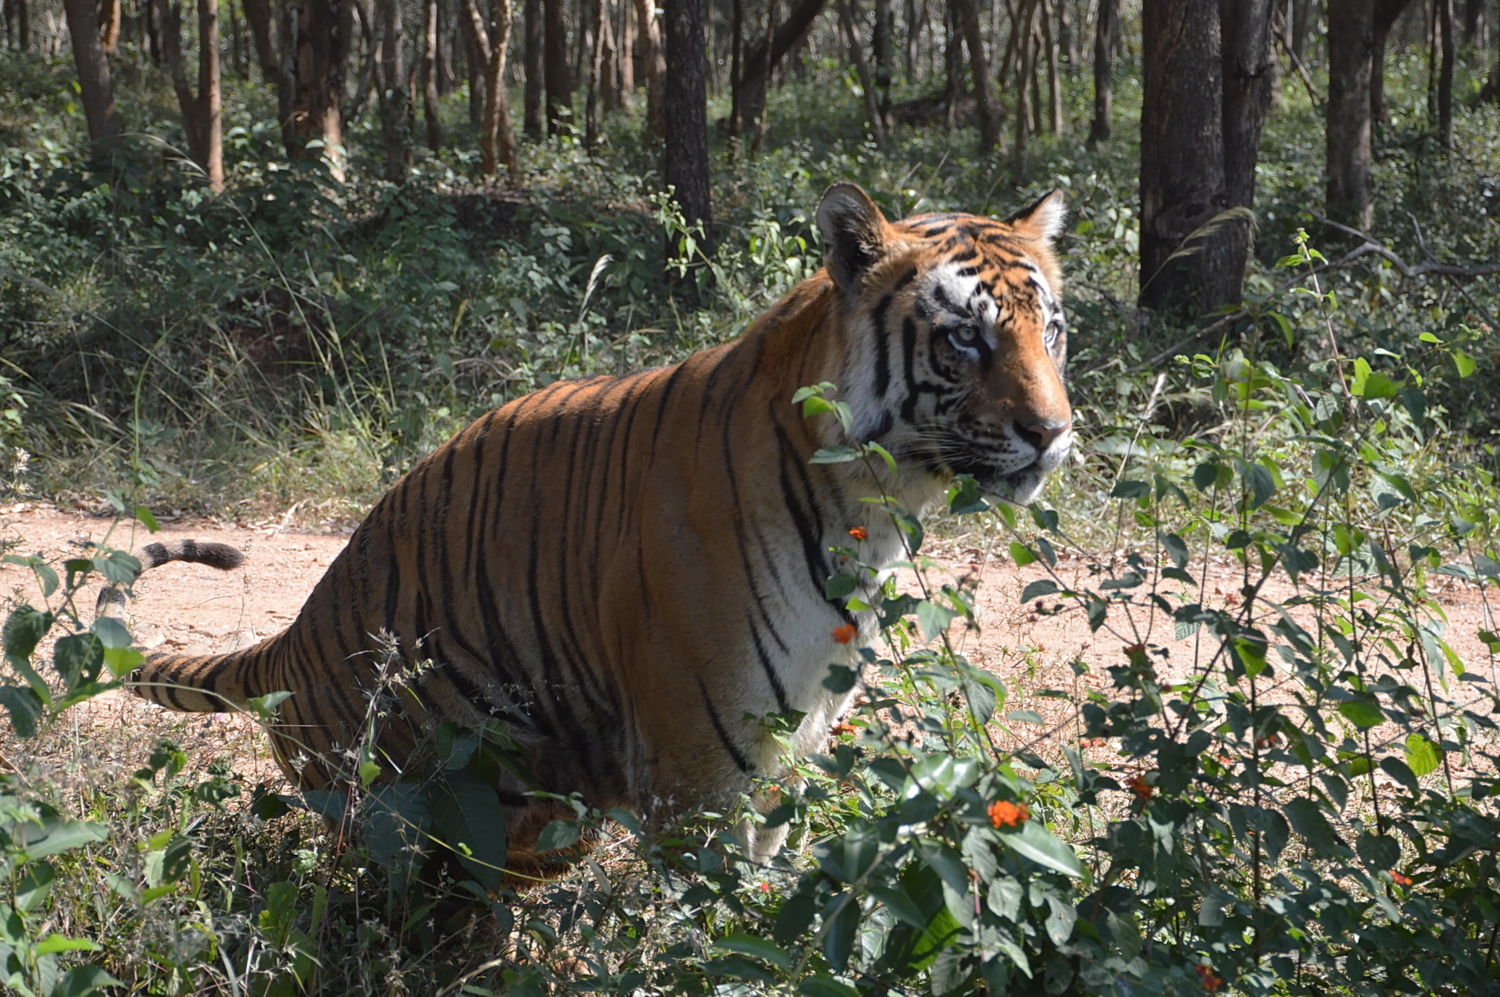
[816,183,1073,505]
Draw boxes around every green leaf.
[1356,831,1400,872]
[1159,532,1189,568]
[1284,797,1345,857]
[821,893,860,972]
[49,965,123,997]
[1020,579,1058,603]
[34,934,102,956]
[809,446,859,464]
[247,690,295,719]
[824,574,857,601]
[91,616,132,650]
[713,934,790,970]
[1350,357,1399,398]
[870,884,929,928]
[0,686,44,738]
[535,819,581,853]
[1338,699,1384,729]
[799,976,860,997]
[1452,349,1476,378]
[916,600,955,642]
[997,821,1082,877]
[134,506,161,532]
[1404,733,1441,777]
[1008,542,1038,567]
[427,768,509,891]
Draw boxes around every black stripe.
[697,676,750,773]
[748,616,790,713]
[871,292,893,398]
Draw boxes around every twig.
[1313,214,1500,280]
[1272,26,1323,107]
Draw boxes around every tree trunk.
[601,0,618,109]
[1059,0,1076,70]
[421,0,443,149]
[161,0,224,188]
[749,0,775,153]
[728,0,743,136]
[1140,0,1237,315]
[544,0,569,127]
[1291,0,1311,57]
[616,0,632,101]
[1220,0,1274,209]
[873,0,892,119]
[735,0,824,131]
[98,0,121,55]
[241,0,279,81]
[1436,0,1453,148]
[1327,0,1374,228]
[1089,0,1115,142]
[835,0,888,146]
[344,0,380,122]
[462,0,516,176]
[663,0,713,254]
[379,0,410,179]
[1040,0,1062,131]
[1013,0,1034,166]
[631,0,665,137]
[585,0,609,143]
[903,0,916,78]
[522,0,542,134]
[954,0,1000,150]
[63,0,120,156]
[15,0,31,51]
[1370,0,1412,122]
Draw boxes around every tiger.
[129,182,1074,872]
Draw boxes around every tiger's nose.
[1015,419,1071,452]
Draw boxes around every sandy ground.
[1,500,1496,790]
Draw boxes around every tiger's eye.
[955,325,978,343]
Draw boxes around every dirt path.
[2,502,1495,786]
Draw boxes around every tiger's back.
[134,183,1074,866]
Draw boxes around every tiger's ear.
[817,183,889,293]
[1006,190,1066,245]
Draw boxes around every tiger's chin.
[991,468,1049,506]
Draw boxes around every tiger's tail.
[133,643,279,712]
[96,537,266,713]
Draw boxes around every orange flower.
[831,722,857,737]
[848,526,868,541]
[757,881,772,893]
[832,624,858,644]
[1129,774,1153,802]
[1194,964,1223,991]
[1391,870,1413,886]
[988,800,1030,829]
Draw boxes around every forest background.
[2,0,1500,993]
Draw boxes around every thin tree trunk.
[544,0,569,127]
[750,0,775,152]
[631,0,665,137]
[873,0,892,120]
[241,0,279,81]
[344,0,380,121]
[955,0,1000,149]
[63,0,120,155]
[463,0,519,179]
[1291,0,1311,57]
[1088,0,1114,142]
[1436,0,1453,147]
[1140,0,1237,315]
[380,0,410,179]
[616,0,631,101]
[1058,0,1075,70]
[16,0,31,50]
[287,0,349,169]
[735,0,824,132]
[585,0,607,143]
[98,0,121,54]
[523,0,543,134]
[162,0,223,188]
[1039,0,1061,131]
[728,0,743,136]
[464,9,484,125]
[903,0,915,77]
[1371,0,1413,122]
[1013,0,1034,166]
[663,0,713,254]
[1327,0,1374,228]
[602,0,618,109]
[422,0,443,149]
[835,0,888,146]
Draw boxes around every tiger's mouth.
[943,452,1058,506]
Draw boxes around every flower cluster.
[848,526,868,541]
[988,799,1030,829]
[1194,964,1223,991]
[832,624,858,644]
[1129,774,1153,802]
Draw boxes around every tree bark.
[1327,0,1374,228]
[463,0,519,178]
[1013,0,1035,165]
[749,0,775,153]
[1088,0,1116,143]
[662,0,713,254]
[380,0,411,179]
[422,0,443,150]
[241,0,280,81]
[1370,0,1412,122]
[1039,0,1062,131]
[835,0,889,146]
[873,0,892,119]
[735,0,824,131]
[15,0,31,51]
[98,0,121,55]
[544,0,570,127]
[955,0,1000,150]
[1140,0,1237,315]
[63,0,121,156]
[585,0,612,143]
[728,0,744,136]
[161,0,224,188]
[1435,0,1453,148]
[631,0,665,137]
[615,0,632,101]
[1290,0,1311,58]
[1220,0,1274,210]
